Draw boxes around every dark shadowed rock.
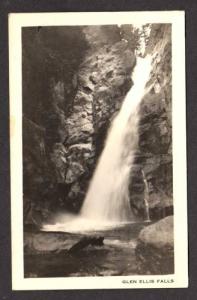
[24,232,104,256]
[68,236,104,254]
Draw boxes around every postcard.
[9,11,188,289]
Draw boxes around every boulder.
[135,216,174,274]
[138,216,173,247]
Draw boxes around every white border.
[9,11,188,290]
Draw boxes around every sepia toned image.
[9,12,187,289]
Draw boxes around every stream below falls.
[24,222,151,278]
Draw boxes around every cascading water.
[142,170,151,222]
[43,55,152,232]
[80,55,152,223]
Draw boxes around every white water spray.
[80,56,152,223]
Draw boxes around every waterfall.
[142,170,151,222]
[43,55,152,233]
[80,56,152,223]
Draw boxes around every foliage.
[120,24,151,55]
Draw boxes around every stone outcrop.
[129,24,173,221]
[135,216,174,274]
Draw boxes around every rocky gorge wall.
[22,25,136,224]
[23,24,173,226]
[129,24,173,221]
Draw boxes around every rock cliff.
[129,24,173,221]
[23,24,172,225]
[23,25,135,223]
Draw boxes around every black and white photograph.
[9,11,187,289]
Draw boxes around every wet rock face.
[63,29,135,210]
[135,216,174,274]
[23,24,173,222]
[23,25,136,219]
[129,25,173,220]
